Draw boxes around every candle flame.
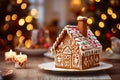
[10,49,12,52]
[20,52,22,55]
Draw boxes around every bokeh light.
[3,24,9,31]
[105,47,111,52]
[12,14,17,20]
[107,7,113,15]
[25,39,32,48]
[81,7,86,13]
[111,28,117,33]
[111,13,117,19]
[99,21,105,28]
[25,16,32,23]
[117,24,120,30]
[95,30,101,36]
[95,0,101,2]
[26,24,33,31]
[7,34,13,41]
[30,8,38,17]
[16,30,22,37]
[17,0,23,4]
[21,3,27,10]
[87,17,94,25]
[101,14,107,20]
[18,19,25,26]
[5,15,11,22]
[19,36,25,44]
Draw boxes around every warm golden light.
[81,7,86,13]
[111,13,117,19]
[95,0,101,2]
[101,14,107,20]
[17,0,23,4]
[25,16,32,23]
[107,8,113,15]
[5,15,11,22]
[99,21,104,28]
[87,17,94,25]
[105,47,111,52]
[25,39,32,48]
[12,14,17,20]
[21,3,27,10]
[111,28,117,33]
[16,30,22,37]
[95,30,101,36]
[3,24,9,31]
[90,0,95,3]
[7,34,13,41]
[30,9,38,17]
[117,24,120,30]
[26,24,33,31]
[19,19,25,26]
[19,36,25,43]
[71,0,81,5]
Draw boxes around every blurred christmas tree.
[0,0,37,51]
[86,0,120,50]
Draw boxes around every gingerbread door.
[63,46,72,68]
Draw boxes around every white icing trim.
[77,16,87,20]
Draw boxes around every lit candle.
[14,52,27,68]
[5,49,16,62]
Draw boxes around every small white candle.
[5,49,16,62]
[14,52,27,68]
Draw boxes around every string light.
[30,8,38,18]
[101,14,107,20]
[107,7,113,15]
[3,24,9,31]
[26,24,33,31]
[12,14,17,20]
[105,47,111,52]
[16,30,22,37]
[111,13,117,19]
[70,0,82,6]
[7,34,13,41]
[87,17,94,25]
[95,30,101,36]
[25,16,32,23]
[116,24,120,30]
[25,39,32,48]
[18,19,25,26]
[111,28,117,33]
[95,0,101,2]
[19,36,25,44]
[99,21,105,28]
[17,0,23,4]
[81,7,86,13]
[5,15,11,22]
[21,3,27,10]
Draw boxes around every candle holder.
[14,52,27,69]
[5,49,16,62]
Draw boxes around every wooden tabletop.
[101,58,120,80]
[0,52,120,80]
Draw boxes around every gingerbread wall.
[55,32,81,69]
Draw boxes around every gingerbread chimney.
[77,16,87,37]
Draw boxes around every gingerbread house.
[51,16,102,70]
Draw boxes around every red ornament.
[43,43,50,49]
[105,32,113,40]
[89,5,95,11]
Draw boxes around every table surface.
[0,52,120,80]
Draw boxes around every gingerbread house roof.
[51,25,102,53]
